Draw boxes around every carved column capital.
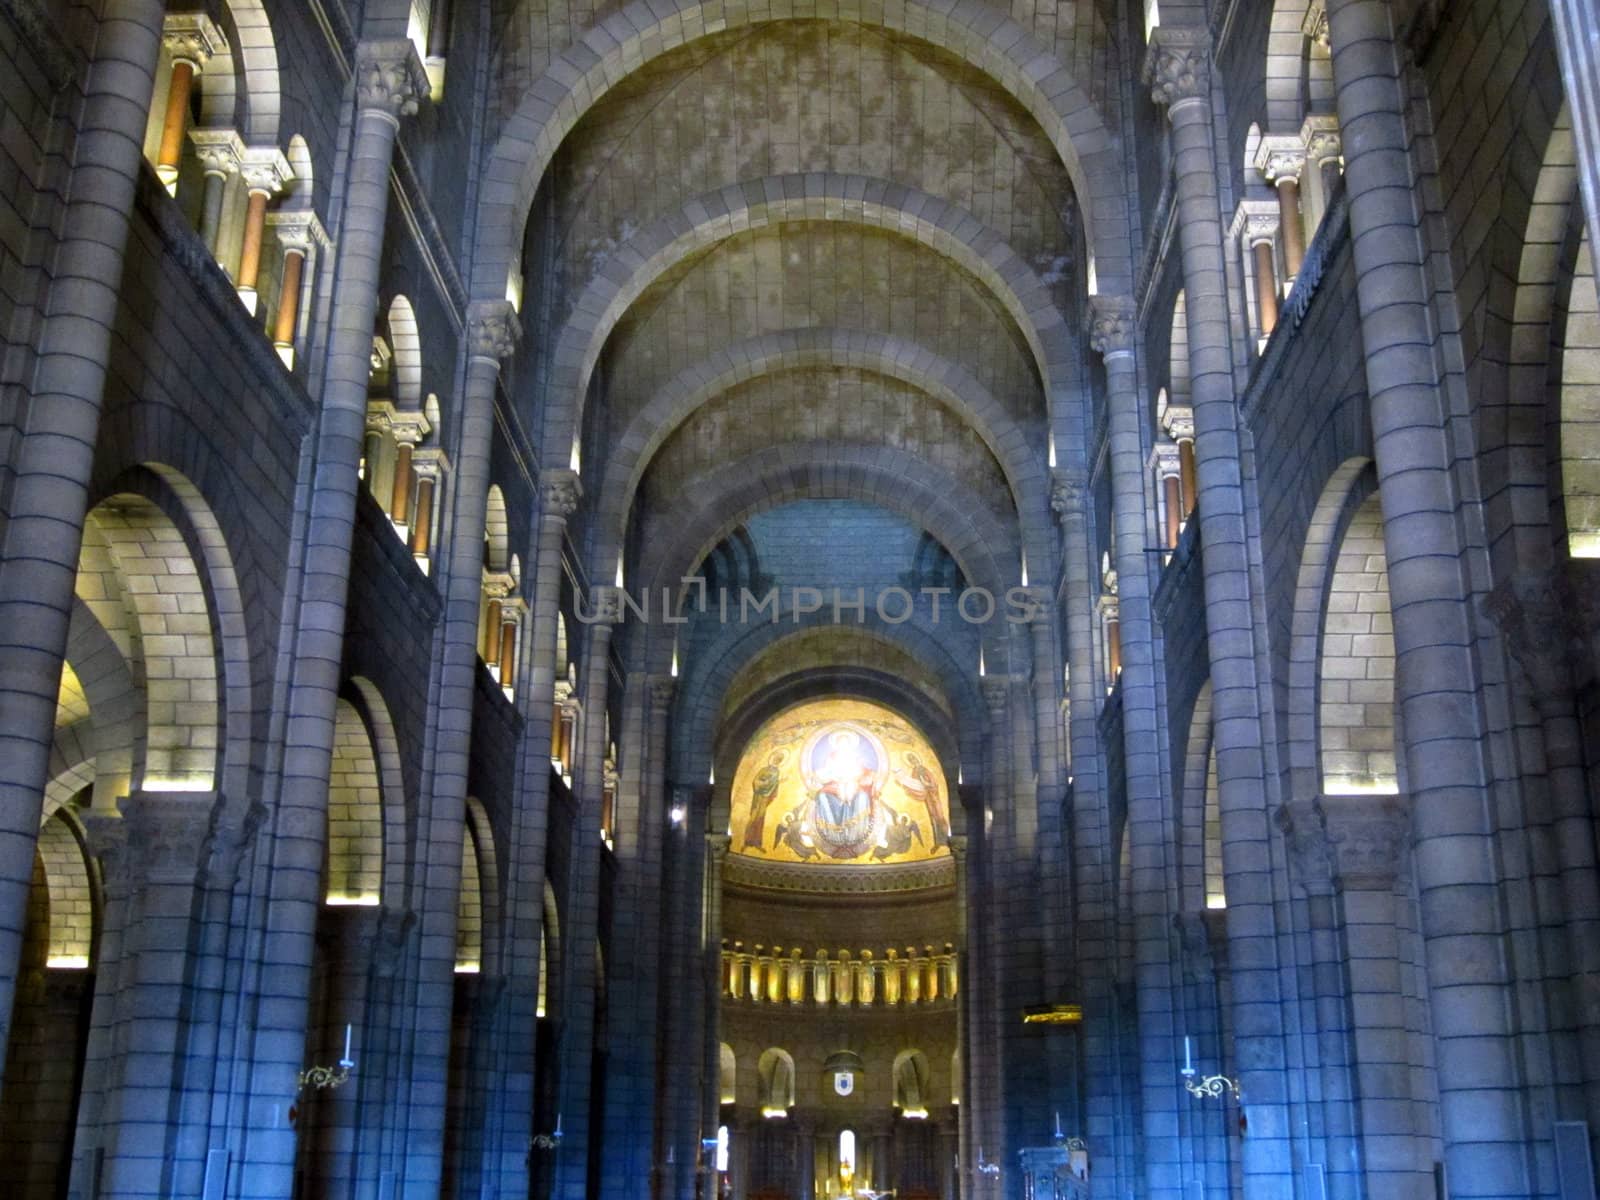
[468,300,521,364]
[1300,114,1343,165]
[980,677,1010,713]
[588,585,623,627]
[1161,404,1195,442]
[188,128,245,177]
[1278,795,1411,893]
[540,469,583,521]
[268,210,331,253]
[119,791,217,885]
[1088,296,1137,359]
[1485,569,1588,700]
[1301,0,1330,47]
[1144,28,1211,109]
[1152,440,1182,477]
[650,677,678,709]
[238,145,294,196]
[1254,135,1308,184]
[354,40,430,120]
[1050,469,1088,521]
[367,907,417,978]
[163,12,228,68]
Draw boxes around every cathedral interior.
[3,0,1600,1198]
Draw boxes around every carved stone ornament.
[588,586,624,626]
[540,469,582,521]
[268,210,331,252]
[1088,296,1136,358]
[1278,795,1411,892]
[1484,569,1586,700]
[369,907,417,978]
[202,798,267,890]
[119,790,217,885]
[468,301,521,363]
[1275,798,1334,895]
[1254,135,1307,184]
[163,12,228,68]
[1144,29,1211,109]
[649,677,677,708]
[1301,1,1330,47]
[980,677,1010,713]
[188,128,245,177]
[1050,469,1087,520]
[1162,405,1195,442]
[1300,115,1342,166]
[355,41,431,119]
[239,146,294,197]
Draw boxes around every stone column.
[1255,137,1309,282]
[1051,468,1121,1200]
[235,147,293,315]
[266,209,329,367]
[397,303,519,1196]
[187,128,243,257]
[973,677,1011,1185]
[1280,795,1425,1200]
[154,15,224,191]
[70,793,213,1200]
[1487,572,1600,1148]
[0,0,168,1081]
[237,42,428,1198]
[553,587,620,1200]
[478,471,579,1198]
[1092,296,1184,1200]
[699,834,731,1200]
[1163,408,1197,520]
[659,786,709,1200]
[1300,115,1343,233]
[1144,28,1295,1195]
[1324,2,1532,1191]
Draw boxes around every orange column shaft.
[157,60,196,179]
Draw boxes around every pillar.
[552,588,620,1200]
[154,16,224,191]
[1255,138,1309,281]
[1251,236,1279,337]
[187,128,243,257]
[69,793,214,1199]
[0,0,168,1082]
[235,148,293,315]
[1324,2,1534,1190]
[477,469,580,1199]
[1144,28,1296,1195]
[1091,296,1184,1200]
[1050,467,1123,1200]
[1549,0,1600,303]
[235,42,428,1197]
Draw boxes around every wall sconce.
[532,1113,564,1149]
[299,1023,356,1091]
[1180,1036,1239,1099]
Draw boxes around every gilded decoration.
[729,698,951,866]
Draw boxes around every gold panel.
[729,698,950,866]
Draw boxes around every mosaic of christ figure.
[801,724,887,858]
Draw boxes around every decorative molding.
[1301,0,1329,47]
[238,145,294,196]
[120,790,216,885]
[163,12,228,68]
[1174,911,1215,982]
[1253,134,1307,184]
[1484,569,1587,699]
[1144,28,1211,108]
[268,209,331,252]
[202,798,266,890]
[368,907,416,977]
[354,40,429,119]
[1277,794,1411,892]
[1300,114,1342,166]
[188,128,246,178]
[1161,404,1195,442]
[980,677,1010,713]
[1088,295,1136,358]
[723,852,956,896]
[1229,198,1279,245]
[467,300,520,364]
[540,469,582,521]
[1050,468,1088,521]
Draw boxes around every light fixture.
[1180,1035,1240,1099]
[299,1023,356,1091]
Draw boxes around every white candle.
[1054,1111,1063,1138]
[555,1113,563,1137]
[1183,1035,1192,1074]
[342,1023,352,1065]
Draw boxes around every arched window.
[719,1043,737,1104]
[756,1048,794,1117]
[893,1049,931,1118]
[838,1129,857,1182]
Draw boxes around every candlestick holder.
[298,1057,354,1091]
[1180,1068,1240,1100]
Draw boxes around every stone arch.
[386,295,425,411]
[1177,681,1224,912]
[464,796,501,976]
[892,1048,932,1115]
[593,328,1052,579]
[541,175,1078,464]
[325,698,385,906]
[473,0,1129,302]
[456,813,484,973]
[1264,0,1331,133]
[1285,460,1397,796]
[36,811,95,969]
[719,1042,737,1104]
[75,492,220,793]
[637,444,1022,613]
[756,1046,796,1113]
[207,0,283,144]
[539,878,560,1020]
[1169,288,1191,410]
[57,598,141,813]
[484,485,510,573]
